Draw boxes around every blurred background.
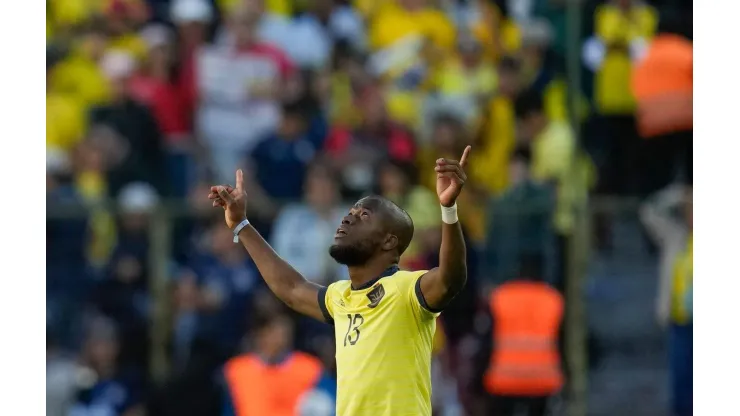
[46,0,693,415]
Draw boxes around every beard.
[329,240,377,266]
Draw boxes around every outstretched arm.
[209,171,326,322]
[418,146,471,311]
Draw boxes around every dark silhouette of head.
[518,252,545,281]
[329,195,414,267]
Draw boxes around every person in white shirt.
[270,162,349,286]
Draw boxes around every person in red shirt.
[324,87,416,199]
[130,24,190,140]
[129,24,193,196]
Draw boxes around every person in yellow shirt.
[433,33,498,119]
[583,0,657,195]
[207,140,474,416]
[49,19,112,109]
[514,89,595,293]
[418,114,486,243]
[368,0,456,128]
[472,56,522,196]
[47,53,87,152]
[104,0,150,62]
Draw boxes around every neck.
[348,261,396,290]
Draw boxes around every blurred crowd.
[46,0,692,415]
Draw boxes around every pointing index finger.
[459,145,472,168]
[236,169,244,192]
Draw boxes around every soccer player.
[208,146,472,416]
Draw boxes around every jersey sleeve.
[317,284,335,325]
[402,270,443,321]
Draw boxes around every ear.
[381,234,399,252]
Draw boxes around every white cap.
[140,23,173,50]
[171,0,214,23]
[47,148,71,175]
[100,50,136,80]
[118,182,160,214]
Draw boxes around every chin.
[328,243,371,267]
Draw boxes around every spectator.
[376,159,440,270]
[514,89,593,292]
[47,150,90,346]
[89,182,159,372]
[481,147,554,287]
[47,330,82,416]
[474,56,523,196]
[74,140,117,270]
[477,254,565,416]
[324,41,372,128]
[325,88,416,198]
[639,185,693,416]
[271,162,349,287]
[103,0,150,63]
[130,23,193,196]
[418,114,486,243]
[583,0,658,195]
[172,0,216,120]
[68,317,145,416]
[221,314,336,416]
[367,0,456,127]
[47,49,86,153]
[631,8,693,195]
[194,2,294,184]
[427,32,498,128]
[49,18,112,109]
[90,50,168,196]
[180,221,262,356]
[280,0,366,70]
[247,100,321,203]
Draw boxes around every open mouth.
[335,228,348,238]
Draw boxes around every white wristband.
[441,203,459,225]
[232,219,250,243]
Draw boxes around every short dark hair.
[281,99,310,120]
[383,158,420,186]
[510,145,532,166]
[498,55,521,73]
[514,89,545,120]
[518,252,544,280]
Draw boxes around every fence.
[48,193,674,415]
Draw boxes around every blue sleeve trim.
[415,275,445,314]
[317,287,334,325]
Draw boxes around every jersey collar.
[351,265,399,291]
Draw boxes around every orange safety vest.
[631,34,693,139]
[483,281,564,396]
[224,352,323,416]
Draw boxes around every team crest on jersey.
[367,284,385,308]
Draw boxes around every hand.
[435,146,471,207]
[208,169,247,229]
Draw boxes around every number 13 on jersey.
[343,313,364,346]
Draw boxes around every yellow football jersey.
[319,267,440,416]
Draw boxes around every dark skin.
[208,146,471,317]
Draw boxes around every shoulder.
[326,279,351,295]
[389,269,428,290]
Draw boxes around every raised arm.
[418,146,471,311]
[209,170,326,322]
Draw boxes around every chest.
[330,284,410,349]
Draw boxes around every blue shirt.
[251,134,317,200]
[190,254,262,351]
[69,378,138,416]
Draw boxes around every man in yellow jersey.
[208,147,472,416]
